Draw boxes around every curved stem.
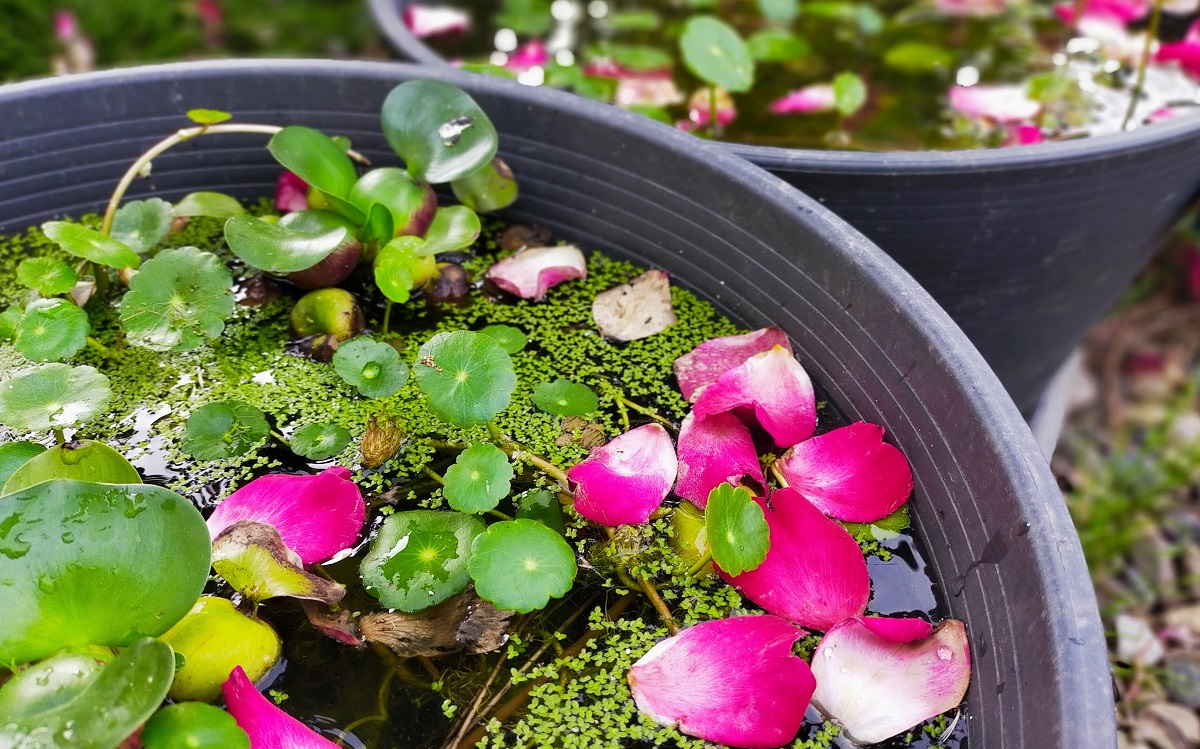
[269,430,290,449]
[685,548,713,578]
[1121,0,1164,131]
[424,467,445,485]
[382,300,394,334]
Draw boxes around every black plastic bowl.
[0,60,1113,748]
[369,0,1200,415]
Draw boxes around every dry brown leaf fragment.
[592,269,677,341]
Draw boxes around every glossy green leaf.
[224,215,348,274]
[159,596,281,703]
[451,158,519,213]
[188,108,232,124]
[14,299,89,362]
[747,29,811,62]
[531,378,599,417]
[349,168,435,236]
[415,330,517,428]
[360,202,395,248]
[516,489,566,535]
[679,17,755,93]
[332,337,409,399]
[0,479,209,664]
[289,287,363,340]
[444,443,513,514]
[495,0,552,36]
[0,307,22,340]
[0,639,175,749]
[0,364,110,432]
[42,221,140,269]
[267,126,358,199]
[0,441,46,489]
[883,42,955,73]
[3,439,141,496]
[142,703,250,749]
[843,504,910,543]
[373,236,425,304]
[17,257,78,296]
[180,400,270,461]
[609,43,674,71]
[382,80,499,184]
[705,484,769,576]
[478,324,527,354]
[290,422,351,461]
[833,71,868,116]
[420,206,481,255]
[172,192,245,219]
[112,198,174,254]
[360,510,485,612]
[757,0,799,25]
[119,247,234,352]
[606,9,661,30]
[211,521,345,604]
[469,519,577,613]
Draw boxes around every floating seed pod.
[289,288,364,342]
[424,262,470,306]
[159,596,282,703]
[279,210,362,289]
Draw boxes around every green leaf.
[0,364,110,432]
[0,441,46,489]
[382,80,499,184]
[224,215,348,274]
[544,63,619,101]
[469,519,577,613]
[112,198,174,254]
[420,206,481,255]
[361,202,395,247]
[173,192,246,219]
[119,247,234,352]
[17,257,78,296]
[444,443,513,514]
[0,307,22,340]
[360,510,485,612]
[516,489,566,535]
[142,703,250,749]
[290,423,351,461]
[332,338,410,399]
[531,378,599,417]
[349,167,435,236]
[415,330,517,428]
[0,639,175,749]
[883,42,955,73]
[609,44,674,71]
[495,0,552,35]
[42,221,140,269]
[267,125,358,199]
[452,158,519,214]
[746,29,811,62]
[14,299,89,362]
[211,521,345,604]
[757,0,799,25]
[680,17,755,93]
[373,237,425,304]
[3,439,141,496]
[606,9,661,31]
[180,400,270,461]
[0,479,210,665]
[843,504,910,543]
[188,108,232,125]
[478,324,527,354]
[705,484,770,576]
[832,71,868,116]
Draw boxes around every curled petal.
[948,84,1040,124]
[692,346,816,448]
[223,666,342,749]
[774,422,912,523]
[568,424,677,526]
[629,615,814,748]
[720,488,869,630]
[275,171,309,214]
[675,412,765,508]
[486,245,588,299]
[673,327,792,402]
[810,618,971,745]
[861,616,934,642]
[206,467,366,565]
[770,85,837,115]
[403,4,471,37]
[211,521,347,605]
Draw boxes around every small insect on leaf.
[187,108,233,125]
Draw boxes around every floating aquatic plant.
[0,363,111,434]
[467,518,578,612]
[181,400,270,461]
[444,442,514,513]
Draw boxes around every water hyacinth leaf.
[883,42,955,73]
[42,221,140,269]
[173,191,246,219]
[479,324,527,354]
[349,167,438,238]
[112,198,174,253]
[120,246,234,352]
[360,510,485,612]
[747,29,811,62]
[181,400,270,461]
[267,125,358,200]
[469,519,577,613]
[381,80,499,184]
[516,489,567,535]
[360,202,395,248]
[843,505,911,543]
[0,479,210,665]
[451,158,519,213]
[680,17,755,93]
[3,439,141,496]
[486,245,588,300]
[0,441,46,489]
[224,215,348,274]
[532,378,599,417]
[0,363,110,432]
[705,484,770,576]
[832,71,868,116]
[374,236,427,303]
[223,667,342,749]
[568,424,678,526]
[276,210,363,289]
[415,330,517,427]
[141,702,251,749]
[14,298,89,362]
[674,411,765,508]
[332,337,410,399]
[188,108,232,124]
[673,326,792,402]
[420,205,482,255]
[758,0,799,24]
[443,443,514,514]
[290,423,351,461]
[692,345,816,448]
[16,257,77,296]
[211,521,347,605]
[0,639,174,749]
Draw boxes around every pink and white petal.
[674,412,765,508]
[568,424,677,526]
[1003,123,1045,147]
[769,85,836,115]
[402,4,470,37]
[506,40,548,70]
[223,666,342,749]
[1054,0,1148,24]
[629,615,814,749]
[774,422,912,523]
[206,467,366,566]
[1155,23,1200,78]
[275,171,309,214]
[860,616,934,643]
[673,327,792,402]
[948,84,1040,124]
[810,618,971,745]
[486,245,588,299]
[692,346,816,448]
[720,488,869,631]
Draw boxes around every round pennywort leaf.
[469,519,577,613]
[119,247,234,352]
[680,17,755,93]
[16,257,77,296]
[42,221,140,269]
[531,378,598,417]
[14,299,89,362]
[332,338,409,399]
[479,324,527,354]
[290,423,352,461]
[382,80,499,184]
[415,330,517,428]
[181,401,270,461]
[833,71,868,116]
[444,443,513,514]
[112,198,174,254]
[361,510,485,612]
[705,484,770,576]
[0,364,110,432]
[141,702,250,749]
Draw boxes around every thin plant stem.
[486,422,572,488]
[269,430,290,448]
[440,651,511,749]
[52,428,66,446]
[603,526,678,633]
[770,461,789,488]
[1121,0,1164,131]
[339,660,401,742]
[424,466,445,485]
[382,300,393,334]
[91,262,109,298]
[708,85,719,137]
[487,509,514,521]
[616,395,675,431]
[685,548,713,577]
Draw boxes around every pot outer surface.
[369,0,1200,415]
[0,60,1114,748]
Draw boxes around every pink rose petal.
[1155,20,1200,78]
[770,85,836,115]
[506,40,548,70]
[206,467,365,565]
[486,245,587,299]
[686,88,737,128]
[810,618,971,745]
[568,424,677,526]
[692,345,816,448]
[861,616,934,642]
[584,62,684,108]
[1054,0,1147,25]
[222,666,341,749]
[1003,123,1046,146]
[720,488,869,631]
[673,327,792,402]
[949,84,1040,124]
[275,171,309,214]
[674,412,765,508]
[402,4,471,38]
[628,615,814,749]
[774,422,913,523]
